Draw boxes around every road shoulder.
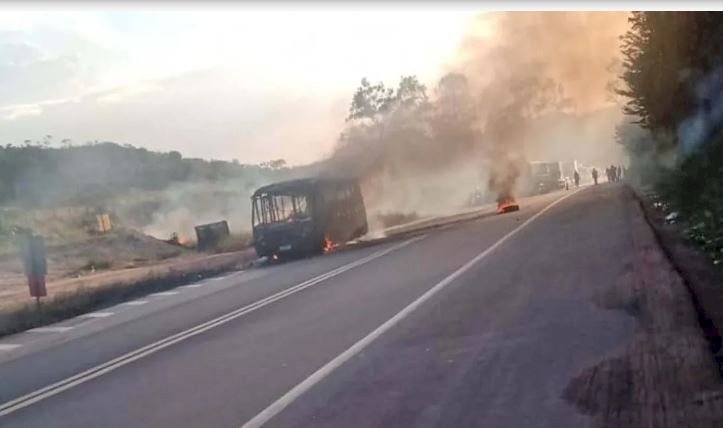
[563,184,723,427]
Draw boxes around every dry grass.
[0,263,239,338]
[211,232,253,254]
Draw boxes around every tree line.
[0,141,290,208]
[617,11,723,265]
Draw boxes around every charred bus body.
[251,177,368,259]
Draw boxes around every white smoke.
[677,66,723,155]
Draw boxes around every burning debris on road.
[497,194,520,214]
[489,155,522,214]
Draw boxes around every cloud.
[0,9,476,164]
[1,98,75,120]
[95,82,161,104]
[0,67,343,164]
[0,42,83,105]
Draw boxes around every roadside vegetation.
[0,256,249,338]
[617,12,723,269]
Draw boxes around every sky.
[0,6,483,165]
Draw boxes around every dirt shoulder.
[563,184,723,427]
[632,185,723,364]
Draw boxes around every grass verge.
[0,263,241,338]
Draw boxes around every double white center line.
[0,236,423,418]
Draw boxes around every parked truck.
[526,161,566,195]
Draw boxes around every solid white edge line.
[0,236,423,417]
[123,300,149,306]
[241,189,581,428]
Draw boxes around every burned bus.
[251,177,368,258]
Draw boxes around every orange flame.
[323,238,338,253]
[497,198,519,214]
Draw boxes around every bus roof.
[251,177,356,197]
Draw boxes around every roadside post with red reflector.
[19,234,48,305]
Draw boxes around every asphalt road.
[0,184,636,427]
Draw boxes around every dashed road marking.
[179,284,204,289]
[123,300,148,306]
[0,237,422,417]
[28,326,74,333]
[149,291,178,297]
[81,312,114,319]
[0,344,21,351]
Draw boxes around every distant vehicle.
[560,160,579,184]
[251,177,368,259]
[527,161,566,194]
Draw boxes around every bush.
[657,136,723,267]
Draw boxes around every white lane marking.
[149,291,178,297]
[179,284,204,289]
[241,189,581,428]
[81,312,114,319]
[210,276,229,281]
[0,237,423,417]
[123,300,149,306]
[0,344,21,351]
[28,327,74,333]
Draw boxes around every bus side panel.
[308,185,326,251]
[328,182,345,242]
[353,182,368,237]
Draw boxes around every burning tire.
[496,194,520,214]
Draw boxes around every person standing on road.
[573,170,580,187]
[592,168,599,185]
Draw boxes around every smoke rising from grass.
[677,66,723,155]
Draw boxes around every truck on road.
[526,161,566,194]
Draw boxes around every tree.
[346,78,395,122]
[259,159,287,170]
[618,12,723,135]
[433,73,475,126]
[168,150,183,162]
[395,76,428,109]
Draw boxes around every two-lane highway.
[0,186,636,427]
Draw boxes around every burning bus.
[251,177,368,259]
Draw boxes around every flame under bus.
[251,177,368,259]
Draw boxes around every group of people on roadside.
[606,165,624,182]
[590,164,625,185]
